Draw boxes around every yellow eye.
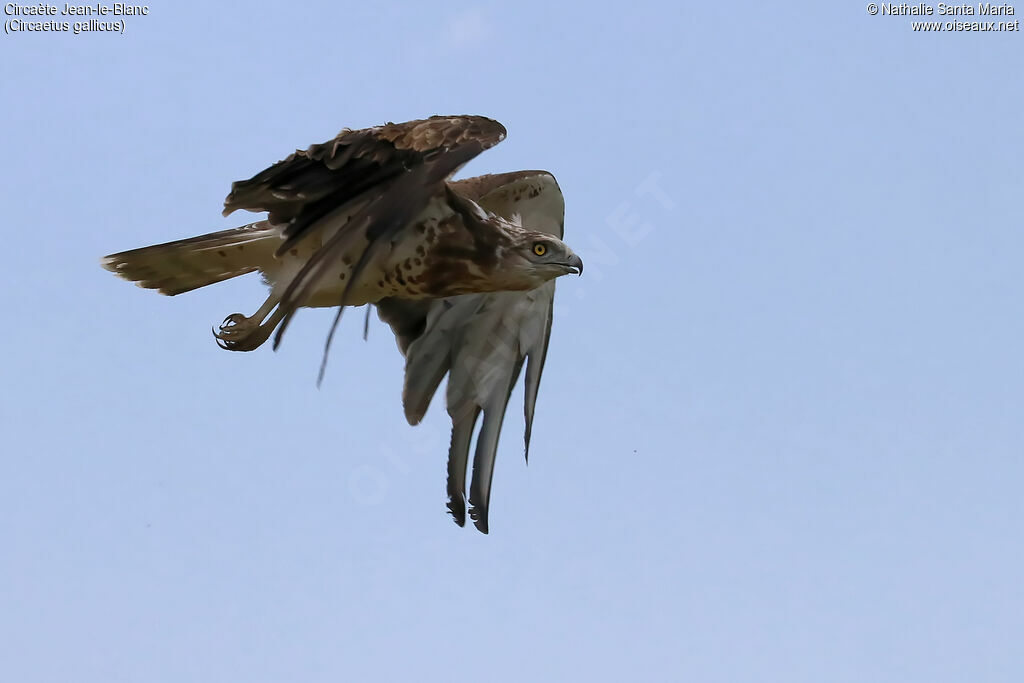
[533,243,547,256]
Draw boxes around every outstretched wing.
[376,171,565,533]
[221,115,508,353]
[224,115,507,251]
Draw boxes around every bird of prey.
[101,115,582,533]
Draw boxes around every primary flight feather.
[101,115,581,533]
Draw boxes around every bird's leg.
[213,293,286,352]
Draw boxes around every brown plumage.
[101,115,581,533]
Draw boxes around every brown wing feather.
[222,115,507,253]
[269,131,501,386]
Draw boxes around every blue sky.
[3,2,1023,681]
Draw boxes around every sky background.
[3,1,1023,681]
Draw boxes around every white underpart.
[399,171,567,532]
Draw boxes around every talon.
[215,326,245,340]
[213,328,253,351]
[213,312,257,350]
[208,302,285,353]
[213,327,231,349]
[210,313,278,352]
[220,312,247,330]
[216,312,258,341]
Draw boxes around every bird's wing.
[222,115,507,352]
[223,115,507,251]
[376,171,565,533]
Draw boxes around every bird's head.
[497,229,583,289]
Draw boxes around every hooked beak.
[565,252,583,276]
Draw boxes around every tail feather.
[101,221,279,295]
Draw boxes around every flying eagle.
[101,115,582,533]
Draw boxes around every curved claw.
[213,312,260,351]
[212,328,238,351]
[215,327,249,340]
[212,316,275,352]
[219,313,248,330]
[213,330,259,351]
